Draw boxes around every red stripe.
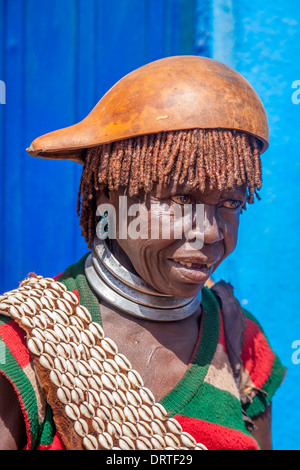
[241,318,275,389]
[53,272,64,281]
[0,321,31,368]
[36,432,65,450]
[174,414,259,450]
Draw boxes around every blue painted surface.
[0,0,299,450]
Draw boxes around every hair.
[77,128,263,248]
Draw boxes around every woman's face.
[96,181,247,298]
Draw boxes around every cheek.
[220,212,240,257]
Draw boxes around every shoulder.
[239,308,286,418]
[207,280,286,418]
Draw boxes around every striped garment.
[0,254,286,450]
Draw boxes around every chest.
[99,302,201,402]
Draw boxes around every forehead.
[152,181,247,201]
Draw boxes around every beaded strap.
[0,274,207,451]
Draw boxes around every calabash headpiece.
[26,55,269,164]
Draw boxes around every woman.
[0,56,285,450]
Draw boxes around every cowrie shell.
[107,420,122,439]
[0,301,12,310]
[57,343,72,359]
[151,434,165,449]
[102,359,119,375]
[44,330,60,344]
[122,422,138,440]
[74,418,88,437]
[115,373,131,391]
[100,338,118,356]
[65,403,80,421]
[42,277,55,283]
[136,436,153,450]
[118,436,135,451]
[100,390,115,408]
[140,387,155,406]
[33,315,48,330]
[88,375,102,392]
[194,443,208,450]
[50,281,66,293]
[90,346,106,362]
[62,290,79,305]
[136,421,153,438]
[77,360,93,377]
[44,341,58,357]
[27,337,44,356]
[5,296,21,306]
[114,353,132,371]
[54,356,68,373]
[68,342,82,360]
[20,316,34,328]
[151,419,166,436]
[71,387,84,405]
[80,330,96,347]
[10,305,24,320]
[128,369,144,388]
[96,405,111,422]
[88,357,104,375]
[165,433,180,449]
[138,404,154,422]
[50,369,63,387]
[111,407,125,424]
[77,343,90,360]
[67,325,82,344]
[40,296,55,310]
[28,296,43,309]
[87,389,101,407]
[101,372,117,391]
[98,432,113,450]
[43,288,60,299]
[80,402,95,419]
[180,431,197,448]
[83,434,99,451]
[70,316,84,331]
[75,305,92,324]
[39,353,54,370]
[74,375,89,390]
[67,358,79,376]
[112,390,127,407]
[40,309,55,325]
[152,403,168,420]
[53,309,70,327]
[123,405,139,424]
[57,387,71,405]
[88,322,104,340]
[56,299,73,316]
[54,324,70,342]
[166,417,182,434]
[126,389,142,407]
[61,372,76,389]
[24,298,38,313]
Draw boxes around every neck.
[84,237,202,322]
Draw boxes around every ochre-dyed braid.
[77,129,263,248]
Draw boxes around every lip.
[168,258,215,283]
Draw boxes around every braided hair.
[77,128,262,248]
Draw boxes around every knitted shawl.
[0,254,286,450]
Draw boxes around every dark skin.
[0,181,272,450]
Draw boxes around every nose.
[186,204,223,245]
[203,205,223,244]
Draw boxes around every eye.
[221,199,244,210]
[170,195,193,205]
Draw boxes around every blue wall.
[0,0,299,450]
